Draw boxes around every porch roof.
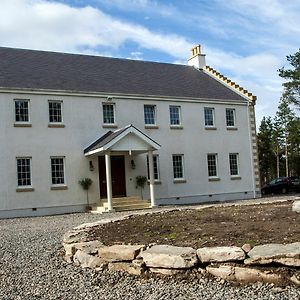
[84,124,161,156]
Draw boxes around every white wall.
[0,92,255,215]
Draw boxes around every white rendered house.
[0,45,260,218]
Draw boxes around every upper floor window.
[147,154,160,181]
[49,101,63,123]
[204,107,214,127]
[169,105,181,126]
[17,157,32,187]
[207,154,218,177]
[15,99,30,123]
[172,154,185,180]
[229,153,239,176]
[226,108,236,127]
[144,105,156,125]
[102,103,115,124]
[51,157,65,185]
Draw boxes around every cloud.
[0,0,192,58]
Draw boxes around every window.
[204,107,214,126]
[147,155,160,181]
[226,108,235,127]
[229,153,239,176]
[207,154,218,177]
[144,105,156,125]
[102,103,115,124]
[169,106,181,126]
[15,100,30,122]
[49,101,63,123]
[17,158,32,187]
[51,157,65,185]
[172,154,184,179]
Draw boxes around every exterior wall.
[0,91,257,218]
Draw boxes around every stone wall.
[62,215,300,286]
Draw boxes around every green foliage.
[78,178,93,190]
[136,175,147,199]
[278,49,300,106]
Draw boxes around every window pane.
[226,109,235,126]
[15,100,29,122]
[49,101,62,123]
[173,155,184,179]
[229,153,239,175]
[17,158,31,186]
[207,154,217,177]
[204,108,214,126]
[144,105,155,125]
[51,158,65,184]
[103,104,115,124]
[147,155,159,180]
[169,106,180,125]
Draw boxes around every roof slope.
[0,47,245,101]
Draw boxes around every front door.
[98,155,126,198]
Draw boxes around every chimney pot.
[188,44,206,69]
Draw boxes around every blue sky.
[1,0,300,125]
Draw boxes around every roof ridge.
[204,65,257,104]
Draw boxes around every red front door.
[98,155,126,198]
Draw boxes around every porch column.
[148,150,156,207]
[105,152,113,211]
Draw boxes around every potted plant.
[78,178,93,211]
[136,175,147,199]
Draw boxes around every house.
[0,45,260,218]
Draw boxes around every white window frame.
[204,107,215,127]
[226,108,236,127]
[147,154,160,182]
[50,156,66,186]
[229,153,239,176]
[16,157,32,188]
[169,105,182,126]
[102,103,116,125]
[172,154,185,180]
[144,104,156,125]
[48,100,63,124]
[14,99,30,124]
[207,153,218,178]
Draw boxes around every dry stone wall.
[62,215,300,286]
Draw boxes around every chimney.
[187,44,206,69]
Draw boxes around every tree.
[257,117,276,183]
[78,178,93,209]
[278,49,300,106]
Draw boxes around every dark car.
[261,177,290,195]
[288,176,300,191]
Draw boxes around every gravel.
[0,203,300,299]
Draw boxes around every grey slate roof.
[0,47,245,101]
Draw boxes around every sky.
[1,0,299,126]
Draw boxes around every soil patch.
[89,201,300,248]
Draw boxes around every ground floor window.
[51,157,65,185]
[229,153,239,176]
[172,154,184,179]
[147,154,160,181]
[16,157,32,186]
[207,154,218,177]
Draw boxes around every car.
[261,177,290,195]
[288,176,300,191]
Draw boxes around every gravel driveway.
[1,198,300,300]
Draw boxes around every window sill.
[16,187,35,192]
[48,123,65,128]
[208,177,220,182]
[14,122,32,127]
[173,179,186,184]
[231,176,242,180]
[145,125,159,129]
[147,180,162,185]
[102,124,118,128]
[205,126,217,130]
[170,125,183,130]
[227,127,238,131]
[51,185,68,191]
